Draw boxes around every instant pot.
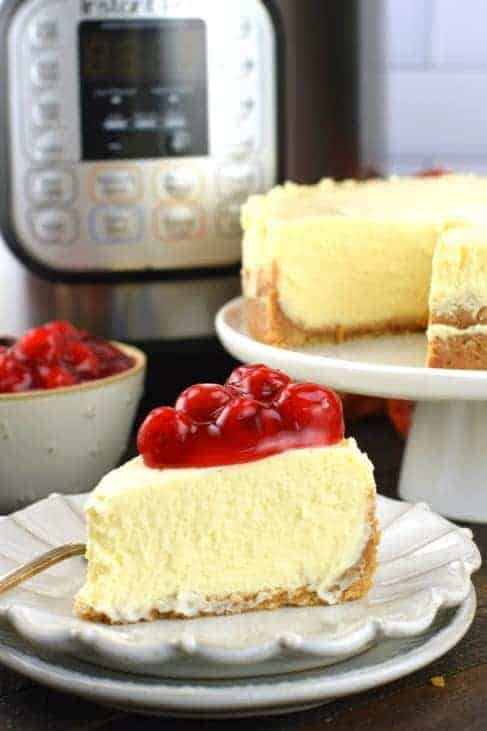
[0,0,359,342]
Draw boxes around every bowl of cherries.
[0,321,146,512]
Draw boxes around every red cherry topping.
[138,365,345,469]
[217,397,262,450]
[16,325,63,365]
[65,341,99,379]
[0,321,135,394]
[44,320,81,339]
[226,364,290,403]
[41,365,77,390]
[276,383,344,440]
[0,352,32,393]
[175,384,232,424]
[137,407,194,468]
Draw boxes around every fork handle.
[0,543,86,596]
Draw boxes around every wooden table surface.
[1,346,486,730]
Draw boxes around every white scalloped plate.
[0,493,481,679]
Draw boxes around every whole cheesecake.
[75,366,378,624]
[242,174,487,368]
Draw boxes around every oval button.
[29,19,59,47]
[92,206,142,244]
[31,53,60,87]
[31,209,77,244]
[156,168,199,199]
[91,167,141,203]
[32,94,62,127]
[32,130,65,162]
[29,169,75,205]
[218,162,261,198]
[155,204,204,241]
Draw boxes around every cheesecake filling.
[76,441,375,623]
[428,323,487,339]
[270,218,438,332]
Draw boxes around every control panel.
[2,0,278,274]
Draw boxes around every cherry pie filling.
[137,364,344,469]
[0,321,135,393]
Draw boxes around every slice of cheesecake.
[428,226,487,369]
[242,175,487,346]
[75,365,378,624]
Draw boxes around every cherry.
[82,337,133,377]
[216,397,262,450]
[137,407,194,468]
[65,341,99,379]
[226,364,290,403]
[259,406,283,438]
[44,321,80,339]
[15,325,65,365]
[0,352,32,393]
[276,383,344,441]
[41,365,77,390]
[175,384,232,423]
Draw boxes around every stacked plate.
[0,491,480,717]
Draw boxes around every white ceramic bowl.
[0,343,146,514]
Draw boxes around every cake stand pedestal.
[216,297,487,524]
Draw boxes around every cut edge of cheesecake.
[74,441,379,624]
[427,226,487,369]
[75,514,378,624]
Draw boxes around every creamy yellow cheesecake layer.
[76,440,375,623]
[242,176,487,335]
[429,226,487,319]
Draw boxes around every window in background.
[360,0,487,175]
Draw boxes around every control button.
[92,206,142,243]
[31,54,60,87]
[29,169,75,205]
[166,129,192,156]
[31,209,76,244]
[29,19,59,47]
[103,114,129,131]
[33,130,65,162]
[239,57,255,77]
[134,113,158,130]
[92,168,141,203]
[218,162,260,197]
[155,204,203,241]
[156,168,199,199]
[223,56,255,80]
[32,95,62,127]
[217,199,243,238]
[234,18,253,40]
[233,96,256,124]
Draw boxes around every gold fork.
[0,544,86,596]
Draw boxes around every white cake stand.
[216,297,487,524]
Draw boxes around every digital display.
[79,19,208,160]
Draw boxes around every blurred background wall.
[360,0,487,175]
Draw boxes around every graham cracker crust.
[428,333,487,369]
[76,508,379,625]
[242,268,427,347]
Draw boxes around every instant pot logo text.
[81,0,182,15]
